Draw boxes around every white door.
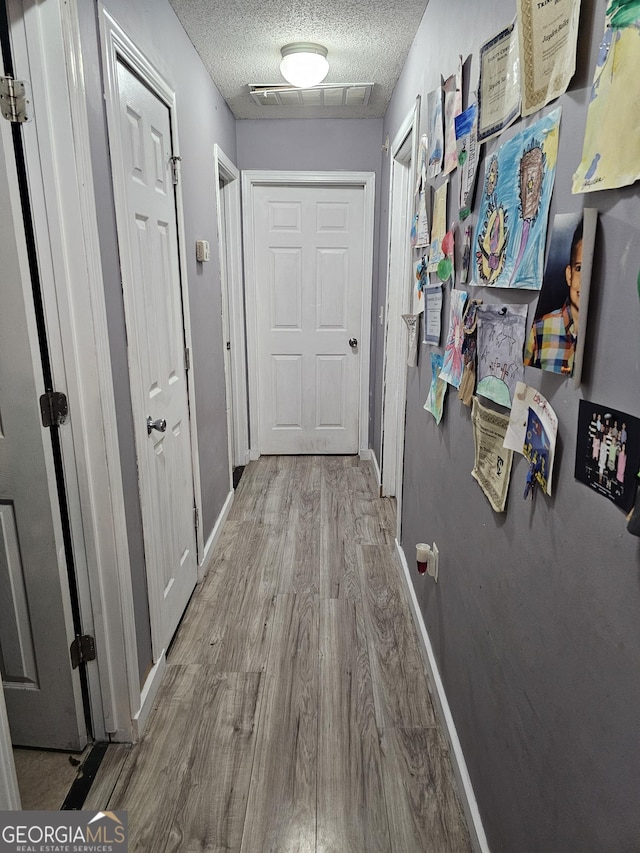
[114,60,197,653]
[252,185,365,454]
[0,112,86,749]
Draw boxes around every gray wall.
[79,0,237,683]
[375,1,640,849]
[236,118,384,443]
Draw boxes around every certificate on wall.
[517,0,581,117]
[478,21,521,142]
[471,396,514,513]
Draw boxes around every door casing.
[242,170,375,459]
[0,0,152,804]
[380,101,419,539]
[214,144,249,470]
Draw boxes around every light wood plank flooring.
[102,456,471,852]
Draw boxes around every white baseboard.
[199,488,234,581]
[369,448,382,488]
[395,540,489,853]
[0,686,20,809]
[132,651,167,741]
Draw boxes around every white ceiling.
[168,0,430,119]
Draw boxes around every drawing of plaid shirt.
[524,300,575,375]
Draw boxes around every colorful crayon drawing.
[573,2,640,193]
[474,108,561,290]
[439,289,468,389]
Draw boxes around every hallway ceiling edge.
[168,0,430,119]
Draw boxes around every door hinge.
[226,341,231,351]
[70,634,96,669]
[184,346,190,371]
[0,76,31,124]
[170,154,182,185]
[39,391,69,428]
[193,505,199,531]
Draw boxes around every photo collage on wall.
[410,0,639,518]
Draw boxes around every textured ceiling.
[168,0,430,119]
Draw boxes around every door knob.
[349,337,358,348]
[147,416,167,435]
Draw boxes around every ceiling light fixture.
[280,42,329,89]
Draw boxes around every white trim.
[132,652,167,741]
[0,687,20,809]
[241,170,375,458]
[395,540,490,853]
[369,449,382,488]
[199,488,234,581]
[99,8,203,657]
[380,100,419,524]
[56,0,138,741]
[8,0,138,742]
[214,145,250,469]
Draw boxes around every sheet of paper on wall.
[575,400,640,512]
[427,87,444,180]
[573,6,640,193]
[414,254,429,314]
[455,102,481,220]
[517,0,582,117]
[402,314,420,367]
[443,59,463,175]
[413,189,430,249]
[523,209,597,384]
[471,396,514,512]
[478,20,521,142]
[473,107,561,290]
[424,352,448,424]
[439,288,468,388]
[423,283,443,345]
[427,181,448,272]
[504,381,558,494]
[476,303,528,409]
[412,135,430,249]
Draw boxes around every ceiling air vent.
[249,84,372,108]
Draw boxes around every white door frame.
[2,0,141,756]
[242,170,375,459]
[0,687,19,809]
[380,101,419,536]
[214,145,249,469]
[99,9,203,661]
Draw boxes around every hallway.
[99,456,470,851]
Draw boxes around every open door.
[0,66,87,750]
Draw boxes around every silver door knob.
[147,416,167,435]
[349,337,358,348]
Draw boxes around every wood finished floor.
[104,456,471,852]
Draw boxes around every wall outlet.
[429,542,439,582]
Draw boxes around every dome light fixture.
[280,42,329,89]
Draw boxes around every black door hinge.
[70,634,96,669]
[39,391,68,427]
